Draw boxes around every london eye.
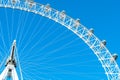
[0,0,120,80]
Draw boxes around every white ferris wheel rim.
[0,0,120,80]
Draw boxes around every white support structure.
[0,40,19,80]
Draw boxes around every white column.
[0,64,19,80]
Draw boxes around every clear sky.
[35,0,120,65]
[0,0,120,80]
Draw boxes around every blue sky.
[0,0,120,80]
[36,0,120,65]
[36,0,120,76]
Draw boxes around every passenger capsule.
[74,18,80,27]
[60,10,66,19]
[112,54,118,61]
[100,40,106,48]
[88,28,94,36]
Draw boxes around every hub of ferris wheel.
[0,40,19,80]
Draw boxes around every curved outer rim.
[0,0,120,80]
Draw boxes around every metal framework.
[0,40,19,80]
[0,0,120,80]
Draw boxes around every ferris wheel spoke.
[0,56,7,69]
[21,47,86,64]
[22,23,61,56]
[0,21,8,55]
[11,8,15,42]
[32,27,67,51]
[0,10,9,54]
[39,60,98,70]
[20,36,90,64]
[40,38,79,59]
[15,9,25,40]
[17,12,30,47]
[20,50,99,69]
[38,51,91,64]
[38,21,58,42]
[22,70,33,80]
[20,36,79,62]
[4,7,11,47]
[19,13,37,46]
[0,22,7,56]
[19,17,50,55]
[25,65,101,79]
[23,15,44,42]
[16,11,27,46]
[16,48,23,80]
[22,63,54,80]
[27,22,60,52]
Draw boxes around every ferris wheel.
[0,0,120,80]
